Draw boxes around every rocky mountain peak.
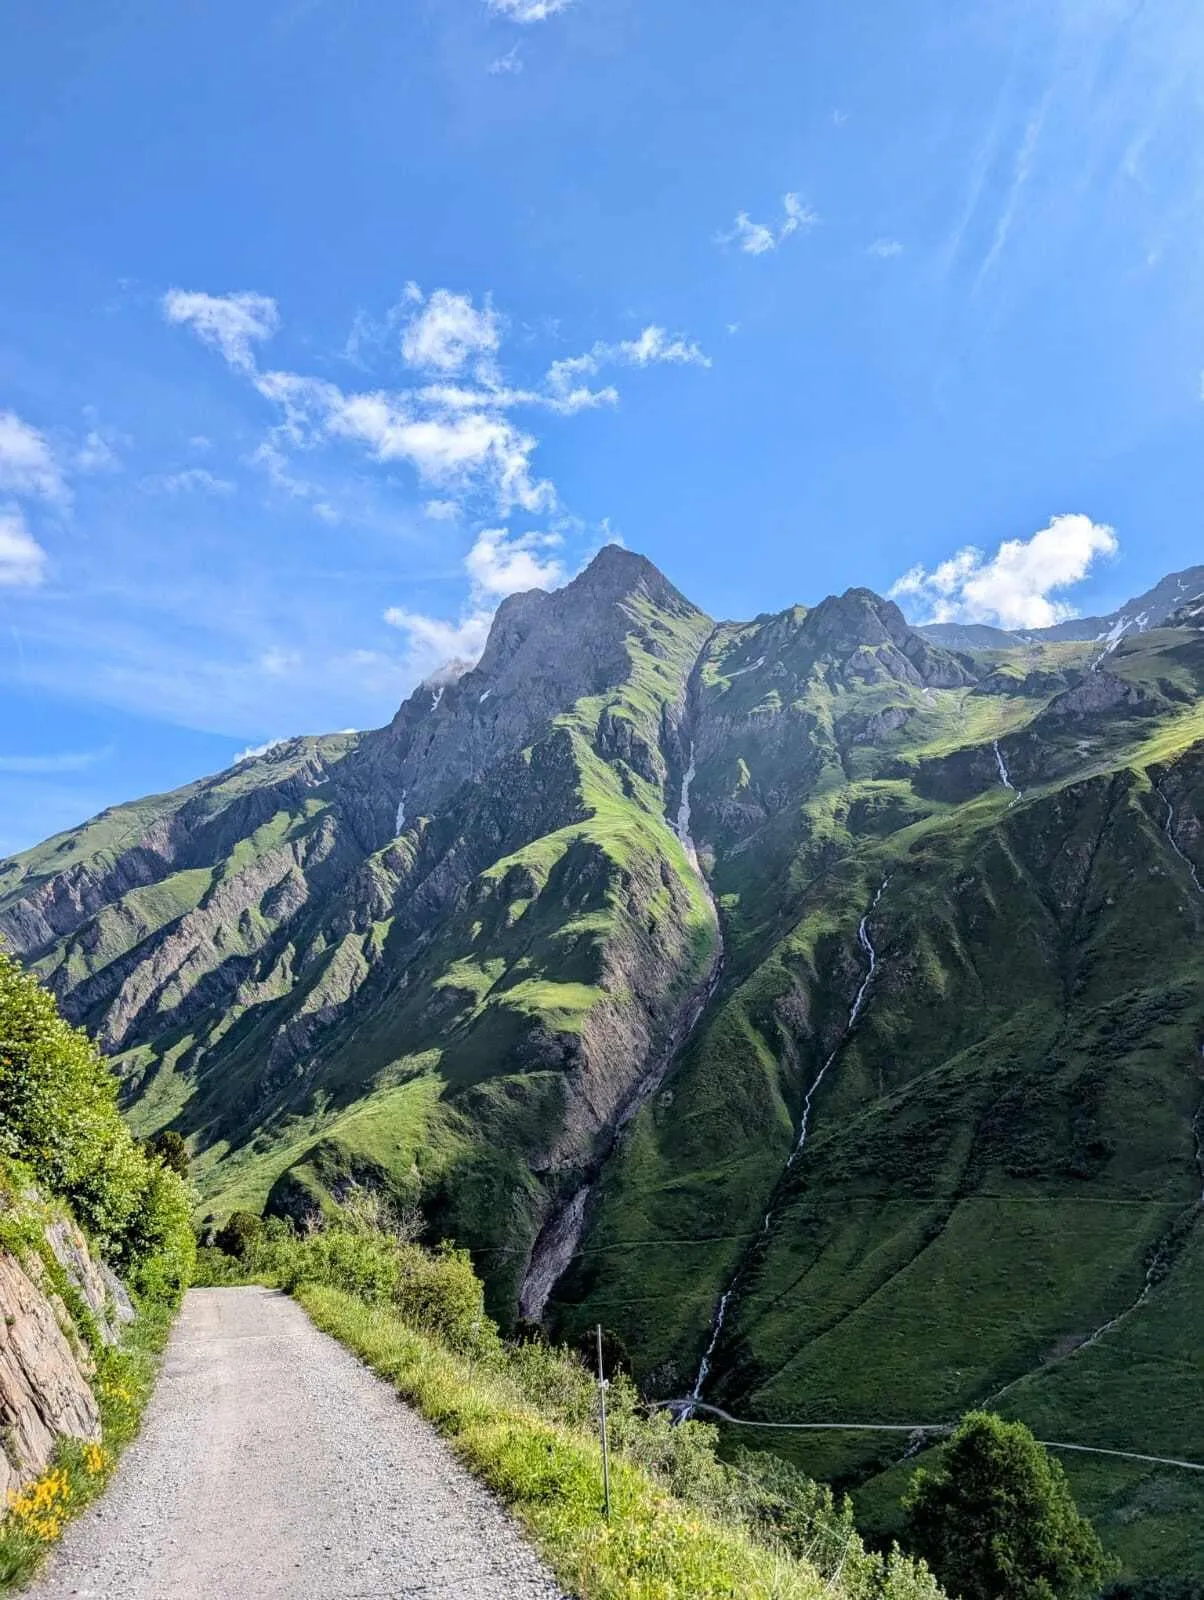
[370,546,708,829]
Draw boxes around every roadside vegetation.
[199,1199,1107,1600]
[0,948,195,1589]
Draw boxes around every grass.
[300,1283,832,1600]
[0,1285,176,1592]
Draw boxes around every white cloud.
[384,528,565,676]
[162,289,280,372]
[76,429,120,473]
[720,194,817,255]
[486,0,572,19]
[889,513,1119,630]
[725,212,776,255]
[382,606,495,667]
[0,505,48,587]
[465,528,564,596]
[175,287,706,517]
[868,238,904,258]
[234,737,290,764]
[546,324,711,410]
[0,411,66,501]
[488,45,524,73]
[151,467,235,495]
[260,647,302,677]
[424,499,461,521]
[780,192,818,240]
[401,286,501,375]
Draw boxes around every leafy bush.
[0,946,194,1298]
[215,1210,264,1261]
[903,1411,1115,1600]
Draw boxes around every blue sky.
[2,0,1204,853]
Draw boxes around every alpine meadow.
[3,545,1203,1579]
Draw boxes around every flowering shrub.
[0,948,194,1295]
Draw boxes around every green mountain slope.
[4,548,1203,1576]
[549,607,1204,1575]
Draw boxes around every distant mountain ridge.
[4,545,1204,1576]
[920,562,1204,650]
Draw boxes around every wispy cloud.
[166,286,709,517]
[76,429,121,473]
[974,95,1050,290]
[0,411,66,502]
[401,285,501,376]
[148,467,235,496]
[384,528,565,675]
[719,193,817,256]
[0,506,48,588]
[0,746,112,775]
[890,513,1118,630]
[488,44,524,74]
[162,289,281,371]
[546,325,711,412]
[486,0,572,20]
[868,238,904,259]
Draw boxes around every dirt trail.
[29,1287,565,1600]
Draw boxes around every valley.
[3,546,1203,1577]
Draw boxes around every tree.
[146,1129,190,1178]
[215,1210,264,1261]
[903,1411,1115,1600]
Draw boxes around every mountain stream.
[685,877,890,1409]
[992,740,1021,807]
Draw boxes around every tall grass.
[208,1202,944,1600]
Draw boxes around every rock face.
[0,1251,102,1502]
[45,1220,136,1346]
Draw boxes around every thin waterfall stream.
[992,740,1021,807]
[1156,781,1203,896]
[686,877,890,1409]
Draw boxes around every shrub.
[903,1411,1115,1600]
[145,1131,190,1179]
[0,947,194,1298]
[215,1210,265,1262]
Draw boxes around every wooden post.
[596,1323,611,1519]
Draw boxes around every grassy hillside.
[554,618,1204,1577]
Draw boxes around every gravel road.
[30,1287,567,1600]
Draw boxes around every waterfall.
[685,877,890,1408]
[1157,783,1203,896]
[992,740,1021,807]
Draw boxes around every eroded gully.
[518,679,724,1323]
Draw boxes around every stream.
[686,877,890,1409]
[992,740,1021,807]
[1156,781,1203,895]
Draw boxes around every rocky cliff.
[0,1194,133,1502]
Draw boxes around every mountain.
[4,547,1204,1578]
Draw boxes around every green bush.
[215,1210,264,1262]
[0,947,194,1299]
[903,1411,1115,1600]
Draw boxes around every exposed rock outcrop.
[0,1252,102,1503]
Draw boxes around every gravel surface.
[30,1287,567,1600]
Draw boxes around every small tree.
[215,1210,264,1261]
[146,1129,190,1178]
[903,1411,1114,1600]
